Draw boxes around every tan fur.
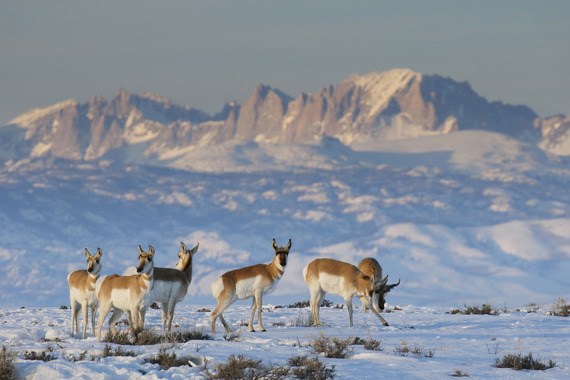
[357,257,383,313]
[96,245,155,341]
[210,238,291,333]
[67,248,102,339]
[153,242,199,331]
[303,258,389,327]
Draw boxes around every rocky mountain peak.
[1,68,563,163]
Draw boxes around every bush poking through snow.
[290,311,313,327]
[287,299,333,308]
[102,345,136,358]
[393,341,434,358]
[447,304,498,315]
[103,328,210,345]
[23,350,56,362]
[309,331,354,359]
[451,369,469,377]
[351,336,383,351]
[0,346,16,380]
[288,355,335,380]
[164,329,211,343]
[145,348,197,370]
[495,353,555,370]
[550,297,569,317]
[201,354,289,380]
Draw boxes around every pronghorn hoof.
[260,328,266,332]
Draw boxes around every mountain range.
[2,68,568,165]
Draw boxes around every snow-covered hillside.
[0,130,568,310]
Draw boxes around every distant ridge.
[2,68,567,162]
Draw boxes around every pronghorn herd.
[67,238,400,339]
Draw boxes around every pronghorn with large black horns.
[357,257,400,313]
[303,258,399,327]
[153,241,199,331]
[67,248,102,339]
[96,245,155,341]
[210,238,291,333]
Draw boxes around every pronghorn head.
[272,238,292,268]
[84,248,102,275]
[371,274,400,311]
[176,241,199,271]
[136,245,155,274]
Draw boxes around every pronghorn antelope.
[357,257,400,313]
[67,248,102,339]
[210,238,291,333]
[153,241,199,331]
[96,245,155,341]
[303,258,400,327]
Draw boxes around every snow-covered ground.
[1,303,568,379]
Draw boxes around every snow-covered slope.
[0,131,569,309]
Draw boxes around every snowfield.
[1,303,568,379]
[1,130,570,378]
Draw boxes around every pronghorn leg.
[96,302,113,341]
[248,297,257,332]
[255,291,265,332]
[313,290,325,326]
[81,301,89,339]
[70,299,79,336]
[91,305,97,337]
[167,302,175,332]
[130,308,140,334]
[345,297,354,327]
[108,308,125,337]
[360,296,389,326]
[140,309,147,331]
[160,302,168,331]
[211,297,234,333]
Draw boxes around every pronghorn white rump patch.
[211,277,225,299]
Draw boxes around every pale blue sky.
[1,0,569,125]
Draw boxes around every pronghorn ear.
[286,238,292,251]
[191,242,199,255]
[138,245,144,254]
[180,241,187,252]
[96,248,103,258]
[272,238,278,251]
[148,245,155,255]
[84,248,90,258]
[380,274,389,287]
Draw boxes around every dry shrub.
[0,346,16,380]
[551,297,569,317]
[146,347,197,370]
[102,344,136,358]
[288,355,335,380]
[309,331,353,359]
[495,353,555,371]
[447,304,498,315]
[23,350,56,362]
[201,354,288,380]
[351,336,383,351]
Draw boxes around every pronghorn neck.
[268,255,286,279]
[88,266,101,279]
[356,273,373,297]
[179,258,193,283]
[138,267,154,289]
